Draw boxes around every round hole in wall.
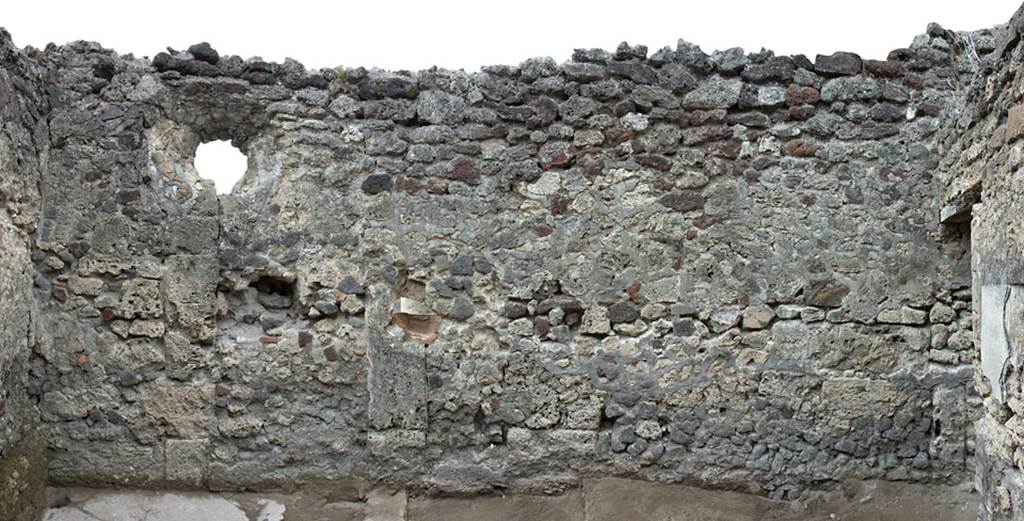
[194,140,247,195]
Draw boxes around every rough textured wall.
[0,29,49,521]
[938,5,1024,520]
[0,13,1005,507]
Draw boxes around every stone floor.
[43,478,978,521]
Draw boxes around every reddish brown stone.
[743,168,761,184]
[540,143,577,170]
[298,330,313,347]
[918,102,942,117]
[535,317,550,337]
[864,59,905,77]
[214,384,230,397]
[636,154,671,172]
[783,105,816,121]
[259,335,280,344]
[693,215,719,229]
[398,176,422,194]
[785,85,819,107]
[504,301,529,319]
[799,194,816,206]
[550,195,570,215]
[708,140,741,159]
[887,48,914,61]
[659,190,705,212]
[534,225,554,237]
[452,159,481,185]
[604,128,634,146]
[541,154,573,170]
[101,308,115,321]
[426,179,449,194]
[323,346,339,361]
[560,300,585,315]
[781,139,821,158]
[653,177,674,192]
[689,110,727,126]
[626,281,641,302]
[903,72,924,88]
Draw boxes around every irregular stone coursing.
[0,9,1011,515]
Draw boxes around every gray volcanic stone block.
[682,78,742,108]
[814,51,863,75]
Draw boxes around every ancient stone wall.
[937,4,1024,520]
[0,11,1008,513]
[0,29,50,521]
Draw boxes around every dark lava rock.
[188,42,220,64]
[659,190,705,212]
[449,255,474,276]
[608,301,640,323]
[504,301,529,319]
[361,174,393,195]
[815,52,862,76]
[337,276,365,295]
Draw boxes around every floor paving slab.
[408,490,584,521]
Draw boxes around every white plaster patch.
[256,499,286,521]
[981,285,1012,403]
[756,86,786,107]
[341,125,364,143]
[53,492,249,521]
[620,112,649,131]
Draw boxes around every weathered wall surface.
[0,29,49,521]
[20,28,989,502]
[938,4,1024,520]
[0,10,1011,510]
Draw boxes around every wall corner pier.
[934,3,1024,518]
[0,26,50,521]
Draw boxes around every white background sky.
[6,1,1017,70]
[6,0,1018,192]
